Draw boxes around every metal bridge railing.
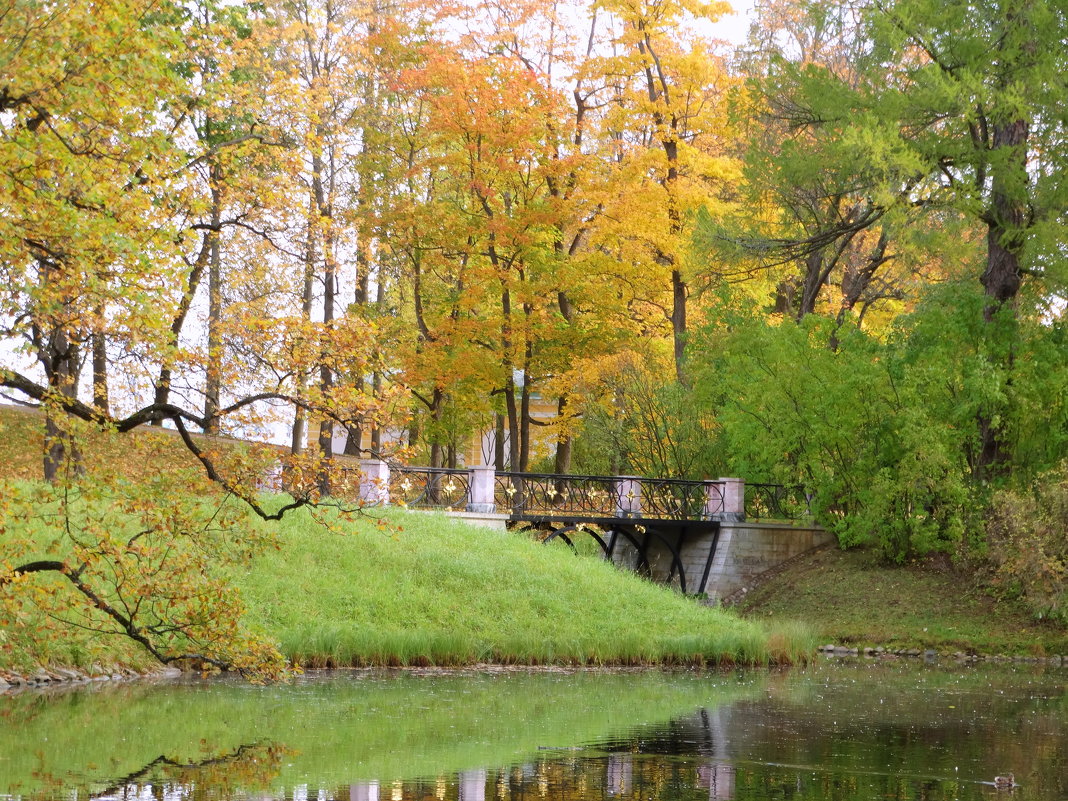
[495,472,626,518]
[494,472,733,520]
[341,460,812,523]
[389,466,471,510]
[744,483,813,521]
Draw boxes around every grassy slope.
[733,546,1068,655]
[0,405,809,670]
[237,505,811,666]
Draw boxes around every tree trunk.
[200,159,225,434]
[42,334,82,483]
[553,395,572,476]
[429,386,445,470]
[290,243,315,455]
[982,119,1028,319]
[505,378,520,473]
[369,275,386,456]
[343,424,363,456]
[202,185,223,435]
[671,268,687,385]
[312,144,335,498]
[92,326,108,414]
[154,226,211,424]
[370,371,383,456]
[975,116,1029,477]
[494,412,506,471]
[519,371,531,473]
[316,231,335,498]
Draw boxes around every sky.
[708,0,756,47]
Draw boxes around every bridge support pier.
[697,522,833,601]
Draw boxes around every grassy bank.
[733,546,1068,656]
[1,503,814,671]
[235,505,813,667]
[0,399,814,670]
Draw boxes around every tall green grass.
[0,404,813,671]
[0,467,814,672]
[237,505,816,667]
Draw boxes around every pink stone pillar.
[360,459,390,506]
[467,465,496,513]
[718,477,745,521]
[615,476,642,517]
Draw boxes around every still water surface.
[1,660,1066,801]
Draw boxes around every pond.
[1,660,1066,801]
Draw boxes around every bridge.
[350,461,831,600]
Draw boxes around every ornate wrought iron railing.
[390,466,471,509]
[641,477,719,519]
[744,482,812,521]
[495,472,620,517]
[494,471,723,520]
[342,461,809,522]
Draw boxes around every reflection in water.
[3,663,1067,801]
[460,770,487,801]
[606,755,631,796]
[697,763,735,800]
[373,753,742,801]
[81,743,288,801]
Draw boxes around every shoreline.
[5,646,1067,696]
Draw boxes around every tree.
[864,0,1068,472]
[699,0,977,345]
[0,0,189,480]
[0,431,287,678]
[592,0,739,385]
[713,0,1067,471]
[0,0,387,676]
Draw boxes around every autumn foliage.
[1,0,1066,673]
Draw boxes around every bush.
[987,465,1068,623]
[687,278,1068,563]
[694,307,983,561]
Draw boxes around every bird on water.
[993,774,1015,790]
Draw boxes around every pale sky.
[707,0,756,48]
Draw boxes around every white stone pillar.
[360,459,390,506]
[718,477,745,522]
[467,465,496,513]
[615,476,642,517]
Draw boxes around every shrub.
[987,465,1068,623]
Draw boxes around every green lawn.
[0,473,814,673]
[733,546,1068,655]
[236,504,814,667]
